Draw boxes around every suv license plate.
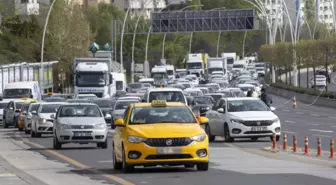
[251,127,267,131]
[74,132,91,137]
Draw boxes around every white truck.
[151,66,168,86]
[187,53,205,77]
[206,57,227,75]
[74,58,125,98]
[221,53,236,71]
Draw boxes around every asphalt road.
[298,71,336,91]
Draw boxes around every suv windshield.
[59,105,102,117]
[129,106,197,124]
[115,101,139,110]
[40,104,62,113]
[228,100,270,112]
[91,99,114,108]
[149,91,185,104]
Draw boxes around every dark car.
[91,98,115,124]
[192,96,214,116]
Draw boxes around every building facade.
[112,0,167,18]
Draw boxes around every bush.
[270,83,336,99]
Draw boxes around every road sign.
[89,42,99,54]
[113,9,257,34]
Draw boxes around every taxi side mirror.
[198,116,209,125]
[114,119,125,127]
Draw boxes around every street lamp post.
[209,7,226,57]
[40,0,57,94]
[120,7,131,73]
[161,4,203,60]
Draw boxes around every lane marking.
[0,173,16,177]
[285,120,296,124]
[309,129,333,133]
[307,123,319,126]
[282,131,297,134]
[97,160,113,163]
[296,112,304,115]
[310,114,320,117]
[329,117,336,119]
[282,109,290,112]
[22,139,135,185]
[330,126,336,128]
[312,134,332,138]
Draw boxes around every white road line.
[0,173,16,177]
[329,117,336,119]
[296,112,304,115]
[307,123,319,126]
[282,109,290,112]
[312,134,332,138]
[285,120,296,124]
[97,160,113,163]
[310,114,320,117]
[330,126,336,128]
[282,131,297,134]
[309,129,334,133]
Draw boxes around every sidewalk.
[0,129,107,185]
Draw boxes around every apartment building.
[317,0,335,28]
[6,0,40,15]
[112,0,167,18]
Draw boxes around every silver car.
[24,103,40,134]
[112,99,139,125]
[52,103,109,149]
[31,102,66,138]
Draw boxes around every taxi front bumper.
[56,129,107,144]
[124,140,209,166]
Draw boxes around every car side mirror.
[50,114,55,119]
[31,110,37,115]
[105,113,111,119]
[198,116,209,125]
[270,106,276,111]
[114,119,125,127]
[217,108,225,113]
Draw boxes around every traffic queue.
[0,61,281,173]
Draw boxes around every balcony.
[15,1,39,15]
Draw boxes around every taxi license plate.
[74,132,91,137]
[251,127,267,131]
[156,148,182,154]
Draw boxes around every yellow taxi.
[112,100,209,173]
[17,99,37,131]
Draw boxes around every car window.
[227,100,270,112]
[212,99,222,110]
[115,101,138,110]
[129,106,197,124]
[40,104,62,113]
[59,105,102,117]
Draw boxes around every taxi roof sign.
[151,100,167,107]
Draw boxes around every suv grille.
[71,125,94,129]
[242,120,273,127]
[145,138,192,147]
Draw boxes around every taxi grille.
[71,125,94,129]
[242,120,273,127]
[145,138,192,147]
[145,154,193,160]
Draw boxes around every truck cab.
[187,54,204,77]
[151,67,168,87]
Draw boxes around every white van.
[2,81,41,101]
[111,72,126,95]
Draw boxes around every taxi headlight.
[60,124,71,130]
[127,136,147,143]
[191,134,206,142]
[231,119,244,124]
[95,123,107,129]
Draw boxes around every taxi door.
[113,105,131,160]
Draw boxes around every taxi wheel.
[205,124,215,142]
[112,145,122,170]
[224,124,234,142]
[196,162,209,171]
[53,134,62,150]
[122,147,134,173]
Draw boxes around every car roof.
[238,84,255,87]
[148,88,183,92]
[40,102,68,105]
[225,97,260,101]
[133,102,186,108]
[61,103,97,106]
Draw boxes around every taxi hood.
[127,123,204,138]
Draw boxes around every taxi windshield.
[228,100,270,112]
[129,106,197,124]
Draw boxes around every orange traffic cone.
[292,96,297,108]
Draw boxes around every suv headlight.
[231,119,244,124]
[95,123,107,129]
[128,136,147,143]
[60,124,71,130]
[191,134,206,142]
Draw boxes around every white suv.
[142,88,187,105]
